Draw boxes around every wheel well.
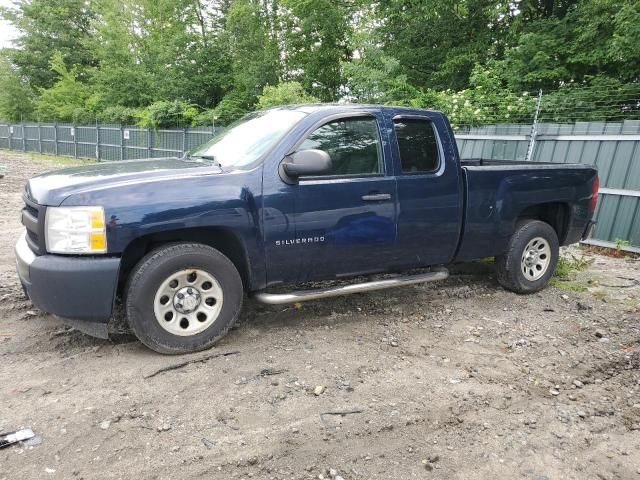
[117,227,251,296]
[516,202,570,243]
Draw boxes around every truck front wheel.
[495,220,559,294]
[125,243,243,354]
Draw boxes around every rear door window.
[393,118,440,173]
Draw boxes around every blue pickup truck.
[15,105,598,353]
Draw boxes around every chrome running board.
[254,267,449,305]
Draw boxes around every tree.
[280,0,353,101]
[0,53,35,121]
[35,52,93,121]
[225,0,280,97]
[376,0,511,91]
[1,0,96,90]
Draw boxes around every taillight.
[590,176,599,212]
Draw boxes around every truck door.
[390,114,463,268]
[270,113,398,283]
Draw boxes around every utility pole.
[525,89,543,162]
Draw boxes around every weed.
[615,238,631,252]
[551,254,593,291]
[553,254,593,280]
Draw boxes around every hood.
[26,157,222,206]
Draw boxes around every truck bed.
[454,159,597,262]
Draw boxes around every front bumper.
[15,231,120,336]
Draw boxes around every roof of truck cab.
[270,103,443,115]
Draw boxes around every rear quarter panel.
[455,164,598,261]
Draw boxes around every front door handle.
[361,193,392,201]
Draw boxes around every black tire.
[125,243,243,354]
[495,220,559,294]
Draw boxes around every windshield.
[189,109,308,168]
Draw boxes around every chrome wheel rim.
[521,237,551,281]
[153,268,223,336]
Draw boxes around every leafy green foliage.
[225,0,280,96]
[0,0,638,125]
[0,54,35,121]
[257,82,319,109]
[1,0,96,90]
[213,90,255,126]
[280,0,352,101]
[96,106,140,125]
[138,101,199,129]
[35,52,92,121]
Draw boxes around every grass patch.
[28,152,96,167]
[553,280,589,292]
[2,150,96,168]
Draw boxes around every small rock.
[595,329,605,339]
[329,468,338,477]
[45,468,56,474]
[99,420,111,430]
[549,388,560,396]
[157,424,171,432]
[573,380,584,388]
[390,340,399,347]
[561,294,569,301]
[576,302,591,311]
[577,411,587,418]
[314,386,325,396]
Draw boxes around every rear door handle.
[361,193,392,201]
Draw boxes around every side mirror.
[282,149,332,178]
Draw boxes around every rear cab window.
[393,118,440,174]
[297,117,383,177]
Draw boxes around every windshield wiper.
[185,153,223,169]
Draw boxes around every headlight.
[45,206,107,254]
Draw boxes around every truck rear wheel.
[125,243,243,354]
[495,220,559,294]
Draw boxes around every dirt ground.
[1,151,640,480]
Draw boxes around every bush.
[137,100,199,128]
[213,90,255,126]
[96,105,140,125]
[71,107,95,124]
[192,109,216,127]
[256,82,318,109]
